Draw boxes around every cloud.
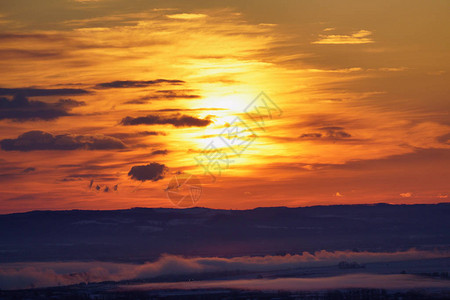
[0,131,126,151]
[400,192,412,198]
[124,274,450,292]
[0,95,85,121]
[0,87,89,97]
[148,90,201,99]
[150,149,168,156]
[0,249,447,290]
[0,49,64,59]
[109,131,166,139]
[437,133,450,145]
[299,133,323,139]
[299,127,352,141]
[313,30,374,44]
[121,114,212,127]
[22,167,36,173]
[63,173,118,182]
[306,67,362,73]
[144,90,201,100]
[139,130,166,136]
[128,162,167,182]
[166,13,207,20]
[124,90,201,104]
[94,79,184,89]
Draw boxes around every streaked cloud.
[94,79,184,89]
[313,29,374,44]
[121,114,212,127]
[0,87,89,97]
[166,13,207,20]
[1,131,126,151]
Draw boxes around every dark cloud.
[162,108,224,112]
[63,174,118,182]
[156,108,186,112]
[121,114,212,127]
[299,127,352,141]
[0,95,85,121]
[95,79,184,89]
[0,49,63,59]
[437,133,450,145]
[294,114,363,129]
[22,167,36,173]
[124,90,201,104]
[123,99,148,105]
[0,33,66,42]
[128,162,167,182]
[0,88,89,97]
[109,131,166,139]
[145,90,201,100]
[88,182,120,193]
[140,130,166,136]
[318,126,346,131]
[299,133,323,139]
[1,131,126,151]
[150,149,168,156]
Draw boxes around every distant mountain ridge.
[0,203,449,263]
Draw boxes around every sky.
[0,0,449,213]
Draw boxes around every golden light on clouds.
[313,29,374,44]
[166,13,207,20]
[0,1,449,212]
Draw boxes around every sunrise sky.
[0,0,449,213]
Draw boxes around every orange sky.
[0,0,449,213]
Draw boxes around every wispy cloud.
[73,0,102,2]
[94,79,184,89]
[166,13,207,20]
[313,30,374,44]
[121,114,212,127]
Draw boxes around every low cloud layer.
[124,274,450,292]
[0,131,126,151]
[0,249,447,290]
[0,95,85,121]
[121,114,212,127]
